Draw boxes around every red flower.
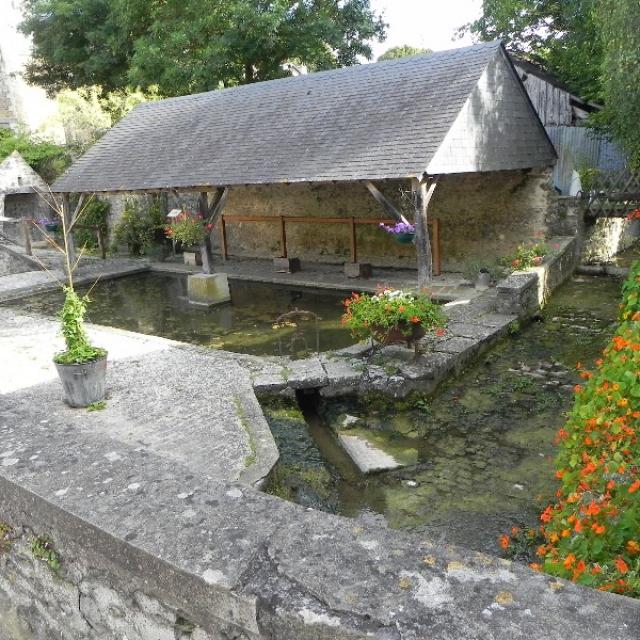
[410,315,420,324]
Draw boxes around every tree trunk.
[413,177,438,289]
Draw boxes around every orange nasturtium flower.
[614,557,629,574]
[626,540,640,555]
[628,479,640,494]
[499,535,510,549]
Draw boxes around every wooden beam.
[363,181,409,224]
[198,192,215,274]
[412,175,439,288]
[206,187,228,225]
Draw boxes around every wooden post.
[413,176,439,288]
[97,226,106,260]
[198,192,215,274]
[349,217,357,263]
[61,193,76,275]
[279,215,288,258]
[220,216,228,261]
[21,218,32,256]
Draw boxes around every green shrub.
[73,198,110,250]
[112,197,166,256]
[462,259,506,283]
[502,261,640,596]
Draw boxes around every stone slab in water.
[338,433,403,473]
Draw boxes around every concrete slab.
[338,433,403,473]
[0,309,278,486]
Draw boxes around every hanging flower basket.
[38,218,60,233]
[379,222,415,245]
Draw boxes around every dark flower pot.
[394,232,415,245]
[54,355,107,407]
[374,322,425,347]
[44,222,60,232]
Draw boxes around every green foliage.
[0,128,70,182]
[87,400,107,411]
[596,0,640,169]
[54,287,106,365]
[342,288,446,343]
[112,198,166,255]
[165,211,211,247]
[31,536,62,572]
[464,0,603,101]
[55,85,159,148]
[0,522,15,555]
[21,0,386,98]
[73,198,110,250]
[377,45,431,61]
[502,261,640,596]
[501,242,547,271]
[462,259,506,283]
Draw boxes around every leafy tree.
[464,0,603,101]
[21,0,386,97]
[377,45,431,61]
[596,0,640,168]
[55,86,159,149]
[0,127,70,182]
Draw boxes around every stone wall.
[0,246,36,275]
[582,216,640,264]
[206,169,554,272]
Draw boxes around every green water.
[6,273,354,357]
[263,275,622,553]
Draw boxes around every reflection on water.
[263,276,622,553]
[7,273,354,357]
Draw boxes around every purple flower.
[379,222,415,235]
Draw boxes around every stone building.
[0,150,50,244]
[53,41,558,273]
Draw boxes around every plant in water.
[500,261,640,596]
[342,287,446,343]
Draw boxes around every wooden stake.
[61,193,76,276]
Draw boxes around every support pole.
[279,215,288,258]
[412,175,439,288]
[220,216,228,261]
[198,192,215,274]
[350,217,357,263]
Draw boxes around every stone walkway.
[0,247,150,302]
[151,256,480,302]
[0,309,278,486]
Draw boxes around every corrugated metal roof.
[52,41,554,193]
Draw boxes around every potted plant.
[341,287,446,349]
[33,191,109,407]
[165,211,213,265]
[38,217,60,233]
[54,286,108,407]
[379,221,416,244]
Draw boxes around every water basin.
[6,272,355,357]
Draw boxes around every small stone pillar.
[344,262,372,279]
[273,257,301,273]
[187,273,231,306]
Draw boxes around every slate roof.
[52,41,554,193]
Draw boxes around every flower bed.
[503,261,640,596]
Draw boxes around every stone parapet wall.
[496,236,578,316]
